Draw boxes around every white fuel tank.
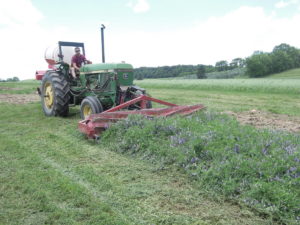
[44,44,78,66]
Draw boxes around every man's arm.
[71,55,80,70]
[72,62,80,70]
[82,55,92,64]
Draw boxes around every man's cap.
[75,47,80,52]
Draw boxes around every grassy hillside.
[266,68,300,79]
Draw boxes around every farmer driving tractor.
[71,47,92,78]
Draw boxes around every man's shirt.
[71,54,86,68]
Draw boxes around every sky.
[1,0,300,80]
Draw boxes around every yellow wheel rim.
[83,104,92,118]
[44,81,54,109]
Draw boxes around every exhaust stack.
[101,24,105,63]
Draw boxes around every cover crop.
[102,112,300,224]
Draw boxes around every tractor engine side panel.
[115,70,134,86]
[73,72,116,109]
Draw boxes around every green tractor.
[36,26,150,119]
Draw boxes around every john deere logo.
[123,73,128,79]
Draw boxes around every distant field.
[0,80,38,94]
[137,79,300,94]
[136,78,300,116]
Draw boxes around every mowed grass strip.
[0,103,273,225]
[1,138,125,225]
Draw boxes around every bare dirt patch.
[0,94,40,104]
[224,110,300,133]
[0,86,22,91]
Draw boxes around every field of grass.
[0,104,275,225]
[0,80,38,94]
[1,79,300,224]
[136,79,300,116]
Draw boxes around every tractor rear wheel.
[41,71,70,117]
[80,96,103,120]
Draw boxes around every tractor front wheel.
[41,71,70,117]
[80,96,103,120]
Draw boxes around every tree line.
[246,43,300,77]
[0,77,20,82]
[134,58,245,80]
[134,43,300,79]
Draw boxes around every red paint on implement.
[35,70,47,80]
[78,95,205,139]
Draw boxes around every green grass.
[136,79,300,95]
[0,81,39,94]
[266,68,300,79]
[1,78,300,224]
[136,79,300,116]
[0,102,275,225]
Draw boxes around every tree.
[12,77,20,82]
[271,51,293,73]
[231,58,245,68]
[5,77,20,82]
[229,61,238,69]
[215,60,228,71]
[197,65,206,79]
[272,43,300,69]
[246,52,272,77]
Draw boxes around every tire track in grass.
[32,142,206,224]
[0,136,126,225]
[37,153,131,224]
[30,130,274,225]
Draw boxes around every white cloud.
[0,0,47,80]
[0,0,77,80]
[0,0,43,26]
[2,3,300,80]
[275,0,299,8]
[127,0,150,13]
[276,1,289,8]
[105,6,300,68]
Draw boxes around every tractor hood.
[80,63,133,73]
[80,63,134,86]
